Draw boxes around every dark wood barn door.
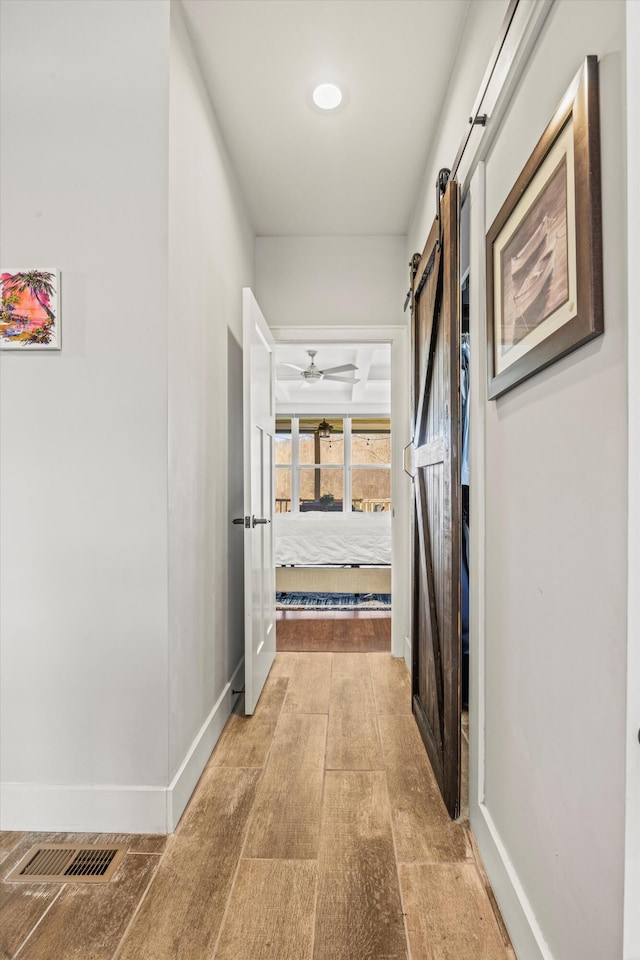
[410,177,461,819]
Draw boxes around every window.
[351,418,391,513]
[299,467,344,511]
[351,467,391,512]
[275,418,292,512]
[274,416,391,514]
[298,418,343,511]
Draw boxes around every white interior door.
[242,288,276,714]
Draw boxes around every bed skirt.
[276,565,391,594]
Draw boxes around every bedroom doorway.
[268,330,411,661]
[274,411,393,654]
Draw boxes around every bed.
[274,512,392,594]
[274,512,392,566]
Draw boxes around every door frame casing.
[270,324,411,663]
[624,1,640,955]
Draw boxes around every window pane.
[318,417,343,465]
[352,418,391,466]
[275,466,292,513]
[299,418,344,465]
[275,418,292,464]
[299,429,315,465]
[299,467,343,511]
[351,467,391,513]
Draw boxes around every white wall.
[0,0,255,835]
[407,0,509,257]
[410,1,628,957]
[624,3,640,953]
[167,3,254,823]
[482,4,627,958]
[256,235,407,328]
[0,0,171,829]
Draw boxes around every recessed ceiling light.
[312,83,343,110]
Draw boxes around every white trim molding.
[468,164,487,818]
[457,0,555,193]
[624,1,640,956]
[473,804,553,960]
[270,325,411,661]
[167,657,245,831]
[0,782,169,836]
[0,658,244,835]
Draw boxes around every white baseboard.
[0,657,245,836]
[167,656,244,831]
[470,802,553,960]
[403,634,411,674]
[0,782,169,835]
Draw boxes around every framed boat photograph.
[486,56,603,400]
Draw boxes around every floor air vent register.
[5,844,127,883]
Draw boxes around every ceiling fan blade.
[320,363,358,375]
[322,375,361,384]
[278,362,307,371]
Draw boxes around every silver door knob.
[252,516,270,526]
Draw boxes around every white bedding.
[274,513,392,566]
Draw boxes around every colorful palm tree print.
[0,269,59,348]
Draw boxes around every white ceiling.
[179,0,471,237]
[275,342,391,410]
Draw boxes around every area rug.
[276,591,391,611]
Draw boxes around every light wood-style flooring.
[276,610,391,652]
[1,652,515,960]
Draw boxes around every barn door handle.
[403,441,415,480]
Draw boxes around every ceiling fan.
[278,349,360,386]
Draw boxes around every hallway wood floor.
[0,653,515,960]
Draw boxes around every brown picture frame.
[486,56,603,400]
